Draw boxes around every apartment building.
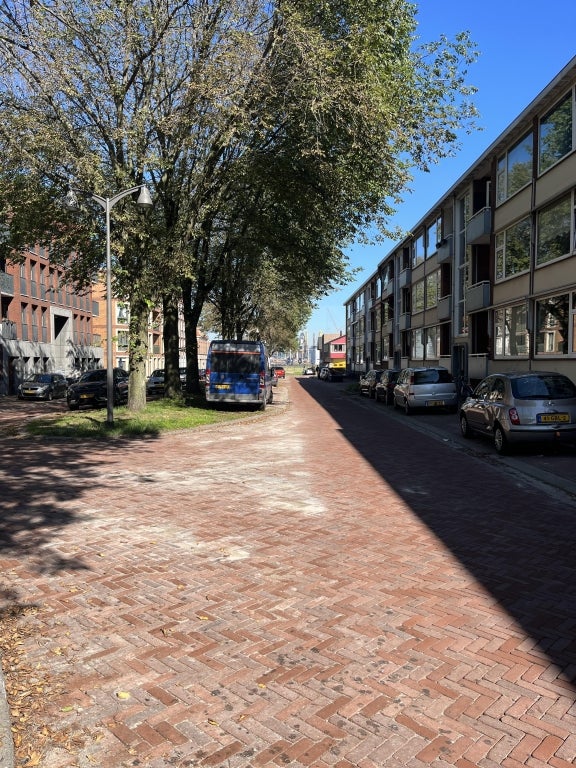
[0,246,102,395]
[346,56,576,388]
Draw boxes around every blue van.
[205,340,273,409]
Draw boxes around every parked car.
[271,365,286,379]
[302,366,315,375]
[393,367,458,414]
[146,369,165,397]
[67,368,129,410]
[359,369,383,398]
[459,371,576,454]
[374,368,401,405]
[270,368,279,387]
[17,372,68,401]
[319,366,344,382]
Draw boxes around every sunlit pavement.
[0,377,575,767]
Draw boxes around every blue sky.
[305,0,576,340]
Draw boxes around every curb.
[0,664,14,768]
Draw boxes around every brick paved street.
[1,376,575,767]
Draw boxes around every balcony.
[436,235,453,264]
[465,281,491,312]
[382,319,393,335]
[398,313,411,331]
[382,279,394,299]
[437,294,452,320]
[0,271,14,296]
[398,267,411,289]
[466,207,491,245]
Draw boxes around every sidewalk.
[1,377,575,767]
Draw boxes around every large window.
[496,133,533,204]
[494,305,529,357]
[536,194,571,266]
[412,280,425,312]
[425,271,439,308]
[495,217,531,280]
[412,232,425,268]
[539,91,573,174]
[412,326,440,360]
[536,293,570,355]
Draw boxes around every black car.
[67,368,129,410]
[17,372,68,401]
[359,369,383,398]
[374,369,401,405]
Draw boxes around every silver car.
[459,371,576,454]
[393,367,458,414]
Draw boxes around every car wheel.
[460,414,473,439]
[404,399,411,415]
[493,424,509,455]
[47,391,53,401]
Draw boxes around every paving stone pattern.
[0,378,575,767]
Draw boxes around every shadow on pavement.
[297,376,576,688]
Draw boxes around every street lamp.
[65,184,154,426]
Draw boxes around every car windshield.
[511,375,576,399]
[27,374,52,383]
[79,370,106,382]
[151,370,164,377]
[413,369,453,384]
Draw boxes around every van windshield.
[211,352,260,374]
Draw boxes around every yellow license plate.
[538,413,569,423]
[427,400,444,407]
[215,384,230,390]
[80,393,92,399]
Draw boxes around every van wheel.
[267,388,273,404]
[260,397,267,411]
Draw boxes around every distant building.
[317,333,346,370]
[0,245,102,395]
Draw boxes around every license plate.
[427,400,444,407]
[215,384,230,390]
[537,413,570,424]
[80,393,92,399]
[24,390,35,395]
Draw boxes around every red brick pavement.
[0,377,575,767]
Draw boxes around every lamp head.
[64,189,79,210]
[136,185,153,209]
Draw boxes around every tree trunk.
[127,292,149,412]
[162,292,182,398]
[182,276,204,396]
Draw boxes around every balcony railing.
[0,271,14,296]
[436,235,454,264]
[437,294,452,320]
[398,313,411,331]
[466,207,491,245]
[465,281,491,312]
[398,268,412,289]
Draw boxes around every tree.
[0,1,479,408]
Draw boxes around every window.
[536,293,570,355]
[117,330,129,351]
[426,218,441,256]
[412,326,440,360]
[495,217,531,280]
[412,280,424,312]
[412,232,425,268]
[494,305,529,357]
[425,271,439,308]
[117,303,129,323]
[539,91,573,174]
[536,194,571,266]
[496,133,532,204]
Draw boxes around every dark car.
[319,366,344,382]
[67,368,129,410]
[374,368,401,405]
[146,369,165,397]
[17,372,68,401]
[359,369,383,398]
[459,371,576,454]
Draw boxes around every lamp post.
[65,184,154,426]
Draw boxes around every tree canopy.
[0,0,479,404]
